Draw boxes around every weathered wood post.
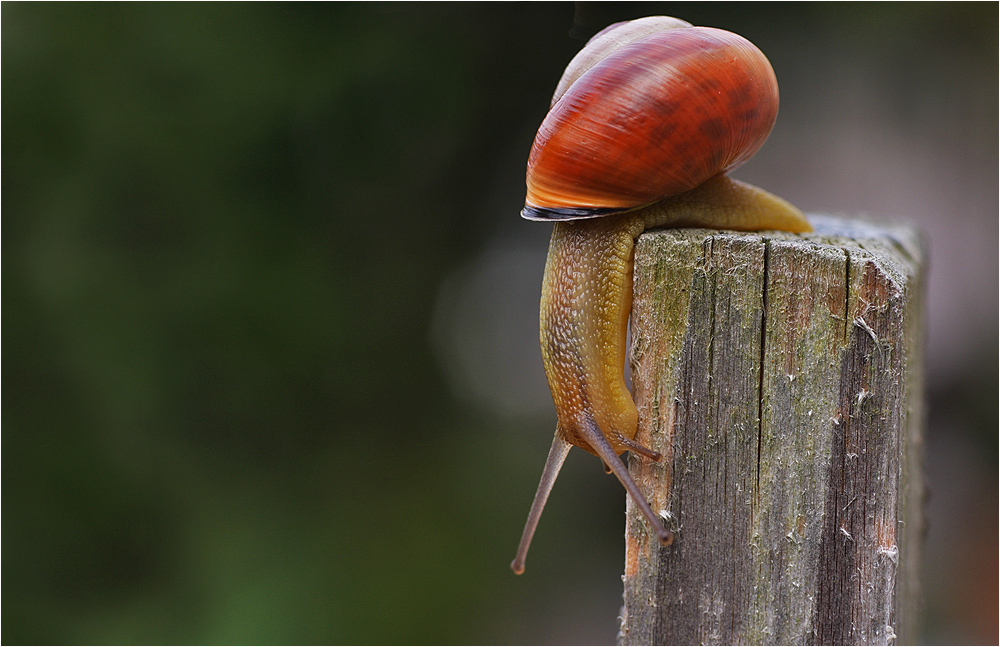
[619,217,925,645]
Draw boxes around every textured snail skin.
[511,18,812,575]
[541,174,809,455]
[512,177,810,575]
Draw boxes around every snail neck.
[541,212,641,455]
[637,173,812,234]
[538,173,810,458]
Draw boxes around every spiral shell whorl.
[550,16,692,107]
[524,24,780,220]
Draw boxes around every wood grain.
[619,217,925,645]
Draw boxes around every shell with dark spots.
[522,23,779,222]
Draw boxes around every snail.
[511,16,812,575]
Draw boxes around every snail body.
[511,17,811,575]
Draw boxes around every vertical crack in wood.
[622,223,920,646]
[843,249,851,343]
[707,236,717,456]
[817,249,904,644]
[756,237,771,519]
[816,248,855,644]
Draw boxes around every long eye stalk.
[510,436,571,575]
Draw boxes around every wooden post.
[620,217,925,645]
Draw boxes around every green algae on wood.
[620,217,925,645]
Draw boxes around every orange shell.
[523,25,780,221]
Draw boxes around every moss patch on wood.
[620,217,924,646]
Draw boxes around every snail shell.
[523,22,780,220]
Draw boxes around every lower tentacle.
[575,417,673,546]
[511,435,572,574]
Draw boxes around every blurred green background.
[4,2,996,644]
